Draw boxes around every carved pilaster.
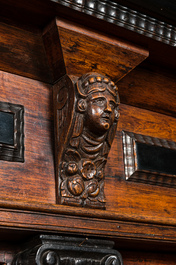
[12,235,123,265]
[54,72,120,209]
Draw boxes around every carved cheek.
[96,104,105,116]
[91,106,100,116]
[89,104,102,119]
[111,111,115,123]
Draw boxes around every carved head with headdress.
[58,73,120,208]
[76,72,120,137]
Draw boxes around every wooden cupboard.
[0,0,176,264]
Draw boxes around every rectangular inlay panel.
[0,101,24,162]
[122,131,176,188]
[0,111,14,145]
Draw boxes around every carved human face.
[84,90,118,136]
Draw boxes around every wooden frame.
[0,101,24,162]
[122,131,176,188]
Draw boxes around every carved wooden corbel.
[54,72,120,209]
[12,235,123,265]
[42,19,148,209]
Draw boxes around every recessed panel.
[136,142,176,176]
[0,101,24,162]
[0,111,14,145]
[122,131,176,188]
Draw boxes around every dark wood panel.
[0,21,52,83]
[105,104,176,224]
[0,0,55,28]
[1,208,176,243]
[118,65,176,116]
[121,250,176,265]
[1,0,176,76]
[0,18,149,85]
[0,70,55,204]
[42,19,66,83]
[57,19,148,82]
[0,70,175,234]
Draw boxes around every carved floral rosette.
[54,72,120,209]
[60,152,107,208]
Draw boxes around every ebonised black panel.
[136,142,176,176]
[122,131,176,188]
[0,111,14,145]
[0,101,24,162]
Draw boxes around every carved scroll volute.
[53,75,76,172]
[53,74,76,203]
[54,72,120,209]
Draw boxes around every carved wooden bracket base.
[12,235,123,265]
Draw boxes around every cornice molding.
[54,0,176,47]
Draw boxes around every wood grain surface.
[1,207,176,242]
[0,19,149,86]
[0,70,55,204]
[0,70,176,240]
[0,1,176,263]
[121,251,176,265]
[56,19,148,83]
[42,19,66,83]
[118,65,176,117]
[0,21,52,83]
[105,104,176,225]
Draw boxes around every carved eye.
[109,101,116,110]
[93,98,105,105]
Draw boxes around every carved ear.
[77,99,87,112]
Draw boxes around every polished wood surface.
[54,73,120,209]
[0,21,52,83]
[0,1,176,263]
[118,65,176,117]
[42,19,66,83]
[57,19,148,82]
[0,70,175,235]
[0,70,55,204]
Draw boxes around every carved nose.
[105,102,112,112]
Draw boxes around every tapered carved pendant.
[53,72,120,209]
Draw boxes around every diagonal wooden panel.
[56,19,149,83]
[42,19,66,83]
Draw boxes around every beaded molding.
[54,0,176,46]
